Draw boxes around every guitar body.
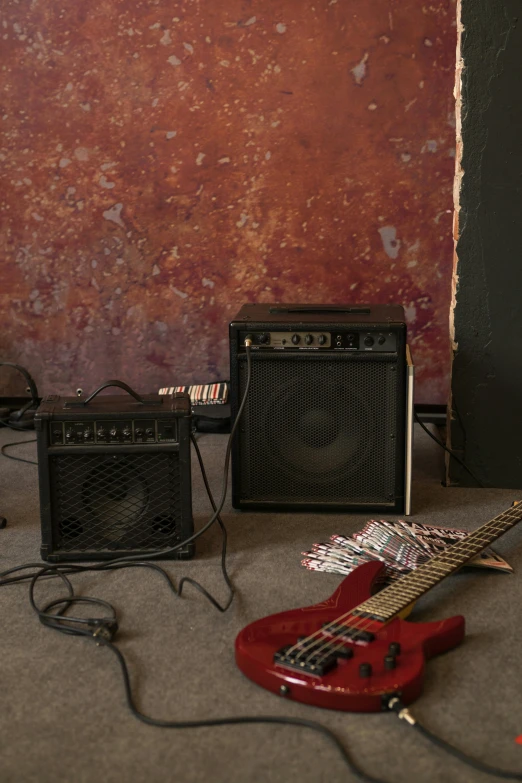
[235,561,465,712]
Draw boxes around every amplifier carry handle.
[65,380,162,407]
[268,306,371,315]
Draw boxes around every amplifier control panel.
[50,419,178,446]
[241,331,397,352]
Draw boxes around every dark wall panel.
[450,0,522,487]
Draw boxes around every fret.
[404,576,442,589]
[357,504,522,620]
[390,586,420,597]
[415,563,453,574]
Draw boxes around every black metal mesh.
[238,353,399,504]
[50,452,183,552]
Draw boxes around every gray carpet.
[1,425,522,783]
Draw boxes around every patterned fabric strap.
[158,382,228,405]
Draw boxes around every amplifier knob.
[135,428,143,437]
[83,429,92,440]
[364,335,374,347]
[318,334,327,345]
[291,334,301,345]
[65,430,73,441]
[378,335,386,345]
[259,333,269,344]
[305,334,313,345]
[97,428,105,438]
[122,427,131,437]
[146,428,154,437]
[110,427,118,437]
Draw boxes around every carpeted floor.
[1,425,522,783]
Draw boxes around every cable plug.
[383,695,417,726]
[90,618,119,642]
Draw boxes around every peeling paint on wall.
[449,0,464,361]
[0,0,457,403]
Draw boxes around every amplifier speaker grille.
[238,353,399,505]
[50,451,183,553]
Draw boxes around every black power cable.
[188,432,234,611]
[1,437,38,465]
[386,697,522,780]
[0,361,39,429]
[413,411,484,487]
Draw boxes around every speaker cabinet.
[230,304,413,514]
[35,389,194,562]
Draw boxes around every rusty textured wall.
[0,1,456,402]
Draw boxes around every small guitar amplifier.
[35,381,194,562]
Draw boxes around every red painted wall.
[0,1,456,402]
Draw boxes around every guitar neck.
[353,503,522,623]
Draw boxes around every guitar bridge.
[274,643,338,676]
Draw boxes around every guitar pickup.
[323,622,375,643]
[273,644,338,676]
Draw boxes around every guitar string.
[298,547,503,667]
[290,513,519,660]
[311,513,522,663]
[286,522,509,662]
[284,510,522,667]
[307,513,522,666]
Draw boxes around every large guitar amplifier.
[35,382,194,562]
[230,304,414,514]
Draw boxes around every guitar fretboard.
[353,504,522,622]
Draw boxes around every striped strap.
[157,382,228,405]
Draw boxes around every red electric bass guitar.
[236,503,522,712]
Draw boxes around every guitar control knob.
[384,655,396,671]
[318,334,327,345]
[388,642,401,656]
[364,335,374,347]
[305,334,313,345]
[359,663,372,678]
[291,334,301,345]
